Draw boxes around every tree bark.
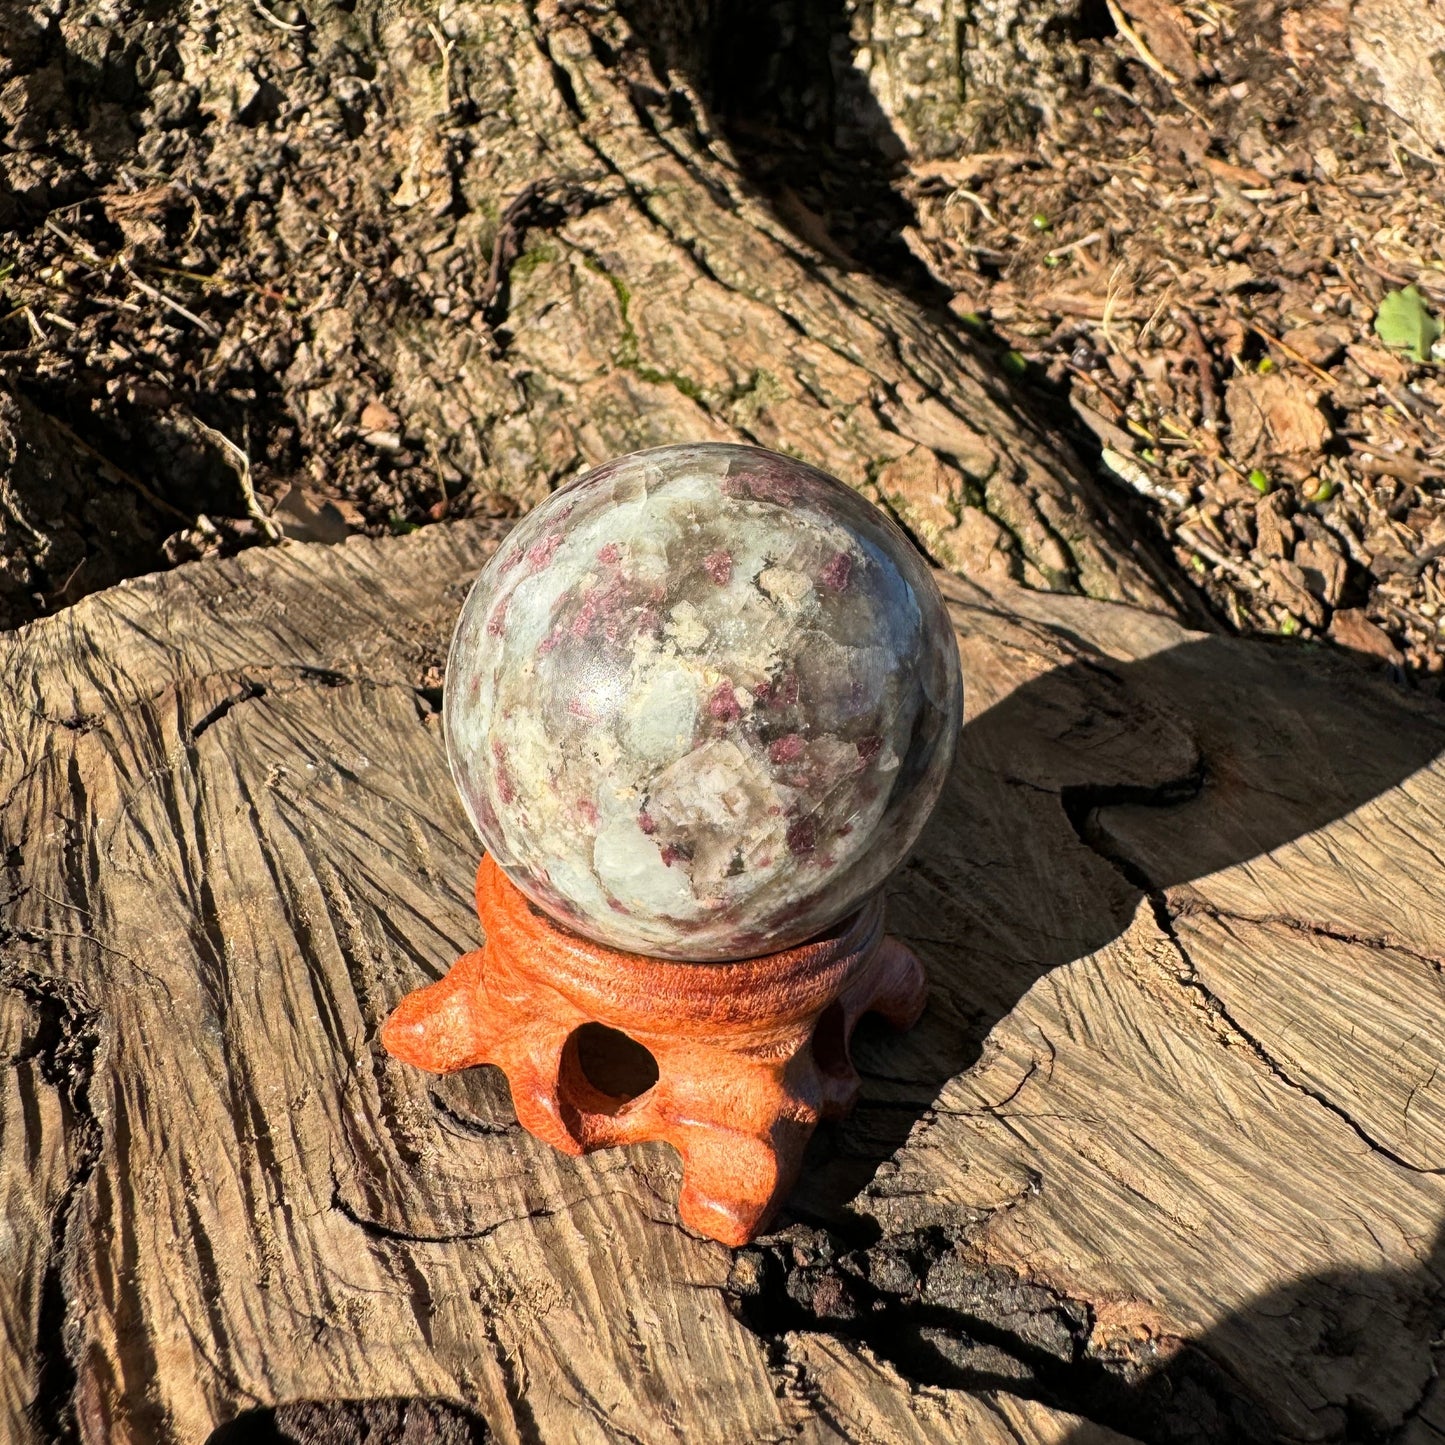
[0,0,1192,629]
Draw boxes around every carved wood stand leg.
[381,856,927,1247]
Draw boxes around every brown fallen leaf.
[1262,559,1328,628]
[99,183,181,217]
[272,484,351,545]
[1329,608,1403,664]
[1280,323,1351,368]
[773,185,859,270]
[1198,261,1257,294]
[1295,526,1347,606]
[1227,372,1332,460]
[1252,489,1295,561]
[1345,344,1412,385]
[1203,156,1270,190]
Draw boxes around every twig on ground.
[250,0,306,32]
[1103,0,1181,84]
[1176,525,1264,589]
[187,415,284,542]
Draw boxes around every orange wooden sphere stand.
[381,855,927,1246]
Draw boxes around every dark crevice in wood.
[205,1395,494,1445]
[426,1088,521,1140]
[188,679,268,743]
[1397,1350,1445,1442]
[726,1222,1272,1444]
[1062,769,1445,1177]
[1058,762,1210,893]
[328,1181,556,1246]
[0,967,104,1445]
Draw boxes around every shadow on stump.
[759,628,1445,1442]
[206,1395,492,1445]
[1061,1219,1445,1442]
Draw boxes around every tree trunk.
[0,0,1192,630]
[3,520,1443,1444]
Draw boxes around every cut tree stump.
[2,522,1442,1444]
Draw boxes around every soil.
[1,0,1443,692]
[894,0,1445,681]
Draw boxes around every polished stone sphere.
[443,443,962,961]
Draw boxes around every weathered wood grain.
[2,523,1442,1442]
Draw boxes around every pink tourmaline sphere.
[444,443,962,961]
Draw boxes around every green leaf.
[1248,468,1271,494]
[1374,284,1442,363]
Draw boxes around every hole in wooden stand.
[811,1000,851,1077]
[571,1023,660,1105]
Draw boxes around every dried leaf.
[1329,608,1403,663]
[1295,530,1346,605]
[1253,489,1295,560]
[1280,323,1350,367]
[272,485,351,545]
[1227,373,1332,461]
[1262,559,1328,627]
[1345,344,1411,385]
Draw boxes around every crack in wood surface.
[1150,898,1445,1177]
[1178,903,1445,977]
[329,1186,563,1247]
[1060,760,1445,1178]
[0,967,103,1445]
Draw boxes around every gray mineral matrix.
[444,443,963,961]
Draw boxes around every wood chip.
[1329,606,1404,662]
[360,399,401,433]
[1280,323,1351,368]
